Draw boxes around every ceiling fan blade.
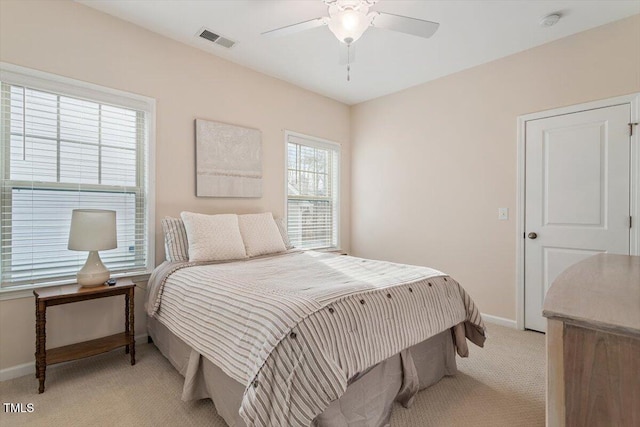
[371,12,439,39]
[261,17,327,38]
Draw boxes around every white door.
[524,104,631,332]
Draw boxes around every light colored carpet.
[0,324,545,426]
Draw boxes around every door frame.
[515,93,640,330]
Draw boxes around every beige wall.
[0,0,350,371]
[350,15,640,321]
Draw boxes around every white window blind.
[286,133,340,250]
[0,68,153,288]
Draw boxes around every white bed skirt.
[148,316,457,427]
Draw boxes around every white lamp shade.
[68,209,117,251]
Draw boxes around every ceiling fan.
[262,0,440,81]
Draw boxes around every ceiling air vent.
[198,29,236,49]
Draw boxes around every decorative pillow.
[161,216,189,262]
[238,213,287,257]
[274,217,294,250]
[180,212,247,262]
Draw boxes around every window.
[0,65,154,289]
[286,132,340,249]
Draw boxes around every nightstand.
[33,278,136,393]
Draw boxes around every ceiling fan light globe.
[327,8,371,44]
[342,10,359,30]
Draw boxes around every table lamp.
[68,209,117,287]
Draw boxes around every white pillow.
[274,217,294,250]
[180,212,247,262]
[238,213,287,257]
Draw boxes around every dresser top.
[543,254,640,336]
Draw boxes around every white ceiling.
[77,1,640,105]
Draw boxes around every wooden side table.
[33,278,136,393]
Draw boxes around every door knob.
[528,232,538,239]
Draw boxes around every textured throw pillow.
[161,217,189,262]
[238,213,287,257]
[274,217,294,250]
[180,212,247,262]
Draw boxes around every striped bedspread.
[147,251,485,426]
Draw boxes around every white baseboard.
[0,333,148,382]
[481,313,518,329]
[0,361,33,382]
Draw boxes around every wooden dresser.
[542,254,640,427]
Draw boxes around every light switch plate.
[498,208,509,220]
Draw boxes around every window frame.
[0,63,156,296]
[284,130,341,250]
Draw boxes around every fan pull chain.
[346,43,351,82]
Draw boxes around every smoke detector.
[539,14,561,28]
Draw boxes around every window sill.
[0,272,151,301]
[310,248,348,255]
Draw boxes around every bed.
[146,243,485,427]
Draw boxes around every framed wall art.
[195,119,262,198]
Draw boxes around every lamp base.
[77,251,110,287]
